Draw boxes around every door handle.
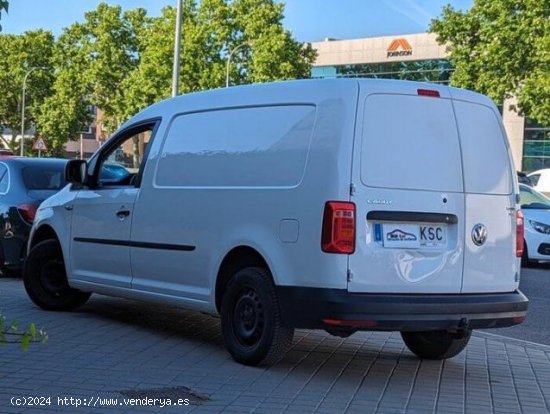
[116,210,131,220]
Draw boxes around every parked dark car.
[0,157,67,276]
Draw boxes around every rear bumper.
[276,287,528,332]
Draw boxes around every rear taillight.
[321,201,356,254]
[516,210,524,257]
[17,204,38,224]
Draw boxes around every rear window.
[22,165,67,190]
[360,94,463,192]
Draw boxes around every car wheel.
[221,266,294,366]
[401,329,472,360]
[23,239,91,311]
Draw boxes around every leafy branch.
[0,313,48,351]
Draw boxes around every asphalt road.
[486,263,550,346]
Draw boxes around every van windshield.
[520,185,550,210]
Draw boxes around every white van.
[24,79,528,366]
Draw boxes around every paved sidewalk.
[1,278,549,414]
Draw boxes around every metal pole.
[20,67,47,156]
[225,43,250,88]
[20,78,27,156]
[171,0,183,97]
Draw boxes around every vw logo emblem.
[472,224,488,246]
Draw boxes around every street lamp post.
[225,42,250,88]
[20,66,47,156]
[172,0,183,97]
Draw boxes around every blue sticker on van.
[374,224,382,242]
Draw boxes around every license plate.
[381,223,447,248]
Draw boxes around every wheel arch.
[29,224,61,251]
[215,245,271,313]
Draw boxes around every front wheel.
[24,239,91,311]
[401,329,472,360]
[221,267,294,366]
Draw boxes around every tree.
[231,0,316,84]
[430,0,550,125]
[39,1,316,150]
[0,30,55,152]
[122,0,316,118]
[37,3,148,151]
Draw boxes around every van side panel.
[128,81,359,312]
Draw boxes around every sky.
[2,0,473,42]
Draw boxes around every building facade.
[310,32,549,172]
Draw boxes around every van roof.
[124,78,495,128]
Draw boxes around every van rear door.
[450,92,518,293]
[349,84,465,293]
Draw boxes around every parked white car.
[23,79,528,366]
[527,169,550,196]
[519,183,550,264]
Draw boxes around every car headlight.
[529,220,550,234]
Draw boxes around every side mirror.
[65,160,87,184]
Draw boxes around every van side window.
[97,126,154,187]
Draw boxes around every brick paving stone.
[2,278,550,413]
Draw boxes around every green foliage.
[15,1,315,150]
[0,30,55,152]
[0,313,48,351]
[430,0,550,125]
[232,0,316,84]
[121,0,317,120]
[37,4,148,148]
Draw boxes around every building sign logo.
[387,38,413,58]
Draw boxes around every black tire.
[401,329,472,360]
[23,239,91,311]
[221,266,294,366]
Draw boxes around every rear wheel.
[24,239,91,311]
[221,267,294,366]
[401,329,472,360]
